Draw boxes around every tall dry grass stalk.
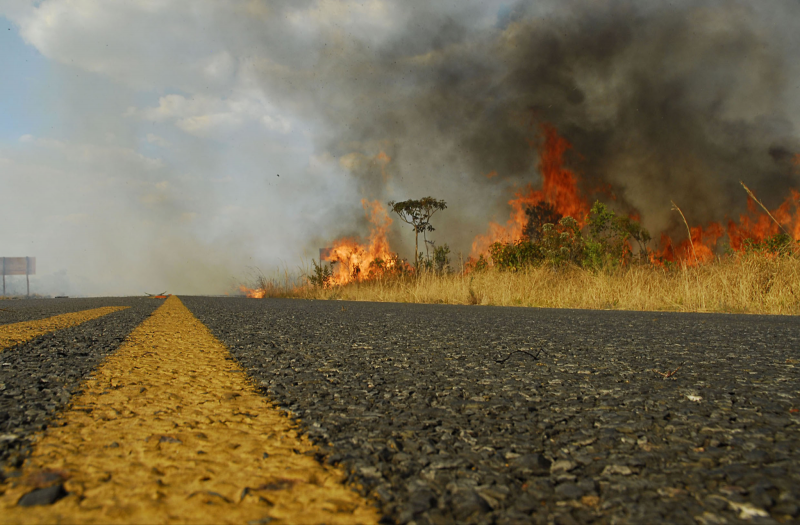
[265,254,800,315]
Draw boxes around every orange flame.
[239,285,266,298]
[652,190,800,265]
[472,123,799,265]
[727,191,800,249]
[652,223,725,266]
[471,124,591,256]
[323,199,397,285]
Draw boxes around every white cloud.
[261,114,291,134]
[16,135,163,170]
[11,0,221,91]
[287,0,397,41]
[176,113,244,136]
[203,51,235,81]
[8,1,300,141]
[146,133,171,147]
[130,93,292,137]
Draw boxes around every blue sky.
[0,15,53,141]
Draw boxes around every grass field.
[244,253,800,316]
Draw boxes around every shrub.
[489,200,652,272]
[489,240,543,271]
[541,216,585,267]
[368,254,413,279]
[584,201,651,270]
[742,233,798,257]
[308,260,334,288]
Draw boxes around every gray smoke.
[253,0,800,255]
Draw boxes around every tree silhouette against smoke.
[524,201,563,242]
[388,197,447,270]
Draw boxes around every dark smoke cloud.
[256,0,800,254]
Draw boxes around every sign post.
[1,257,36,297]
[319,248,331,266]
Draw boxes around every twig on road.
[653,361,685,379]
[496,348,544,364]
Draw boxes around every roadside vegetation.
[299,254,800,315]
[242,197,800,316]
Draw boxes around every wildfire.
[652,223,725,266]
[650,191,800,266]
[240,285,265,298]
[728,192,800,249]
[242,125,798,297]
[472,123,800,265]
[322,199,397,285]
[471,124,591,256]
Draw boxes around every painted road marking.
[0,307,129,351]
[0,296,379,525]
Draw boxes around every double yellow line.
[0,297,378,524]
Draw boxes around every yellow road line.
[0,296,379,525]
[0,307,129,351]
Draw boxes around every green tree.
[388,197,447,269]
[308,259,334,288]
[584,201,651,269]
[541,216,585,267]
[488,201,652,271]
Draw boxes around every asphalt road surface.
[1,296,799,524]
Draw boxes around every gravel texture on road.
[1,296,379,525]
[0,298,161,474]
[0,297,145,326]
[182,297,800,525]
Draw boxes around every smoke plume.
[256,0,800,255]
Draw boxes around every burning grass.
[242,253,800,316]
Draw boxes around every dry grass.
[253,254,800,315]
